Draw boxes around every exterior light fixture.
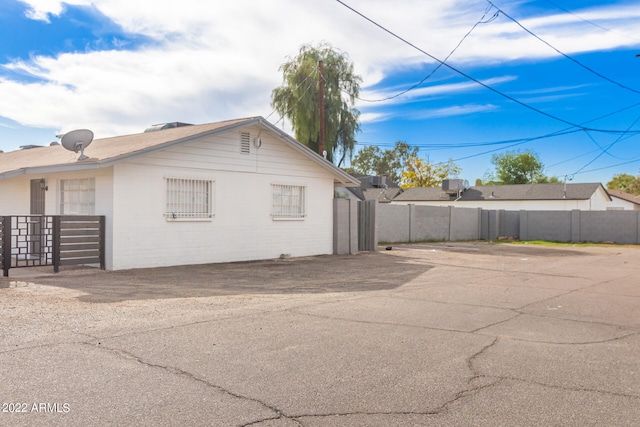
[40,178,48,191]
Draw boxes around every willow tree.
[271,43,362,166]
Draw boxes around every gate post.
[52,216,60,273]
[99,216,106,270]
[1,216,10,277]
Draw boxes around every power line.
[541,0,640,43]
[573,157,640,175]
[572,113,640,175]
[487,0,640,95]
[356,5,498,102]
[266,69,318,127]
[335,0,637,134]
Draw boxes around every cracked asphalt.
[1,242,639,426]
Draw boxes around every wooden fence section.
[1,215,105,277]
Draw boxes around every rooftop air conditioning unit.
[442,179,469,194]
[371,176,387,188]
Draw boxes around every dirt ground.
[1,242,639,426]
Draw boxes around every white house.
[606,190,640,211]
[392,183,616,210]
[335,174,402,203]
[0,117,359,270]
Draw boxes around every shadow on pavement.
[18,253,432,303]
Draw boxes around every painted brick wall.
[109,128,336,270]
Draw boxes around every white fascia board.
[0,162,102,180]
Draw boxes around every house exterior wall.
[393,199,593,210]
[0,178,30,214]
[0,168,115,269]
[109,125,337,270]
[608,196,640,211]
[393,189,613,211]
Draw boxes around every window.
[60,178,95,215]
[165,178,214,220]
[271,184,306,219]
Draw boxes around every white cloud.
[2,0,639,148]
[410,104,498,119]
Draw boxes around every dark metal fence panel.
[358,200,377,251]
[56,216,104,271]
[0,216,6,277]
[1,215,105,277]
[9,215,54,268]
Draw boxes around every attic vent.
[240,132,251,155]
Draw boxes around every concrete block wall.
[520,211,572,242]
[333,199,358,255]
[380,204,640,245]
[413,206,449,241]
[378,204,481,243]
[450,207,482,240]
[577,211,640,244]
[378,204,411,243]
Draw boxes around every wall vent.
[240,132,251,155]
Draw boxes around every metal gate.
[358,200,377,251]
[0,215,105,277]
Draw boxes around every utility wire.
[572,113,640,175]
[266,69,318,127]
[574,158,640,175]
[541,0,640,43]
[487,0,640,95]
[335,0,635,133]
[357,5,499,102]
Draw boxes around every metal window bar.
[272,184,306,219]
[165,178,212,219]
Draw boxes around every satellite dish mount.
[60,129,94,161]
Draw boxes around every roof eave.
[0,161,102,180]
[255,118,360,187]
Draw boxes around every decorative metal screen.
[1,215,105,277]
[11,216,54,267]
[271,184,306,219]
[165,178,213,219]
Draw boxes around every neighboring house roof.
[346,174,402,203]
[0,116,359,187]
[394,183,609,202]
[607,190,640,206]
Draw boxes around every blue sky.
[1,0,639,185]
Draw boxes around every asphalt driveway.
[1,242,639,426]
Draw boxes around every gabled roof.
[394,183,609,202]
[607,190,640,206]
[345,174,402,202]
[0,117,359,187]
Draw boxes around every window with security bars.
[271,184,306,219]
[165,178,214,220]
[60,178,95,215]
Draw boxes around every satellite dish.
[61,129,94,161]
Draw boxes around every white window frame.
[60,178,95,215]
[165,177,214,221]
[271,184,306,220]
